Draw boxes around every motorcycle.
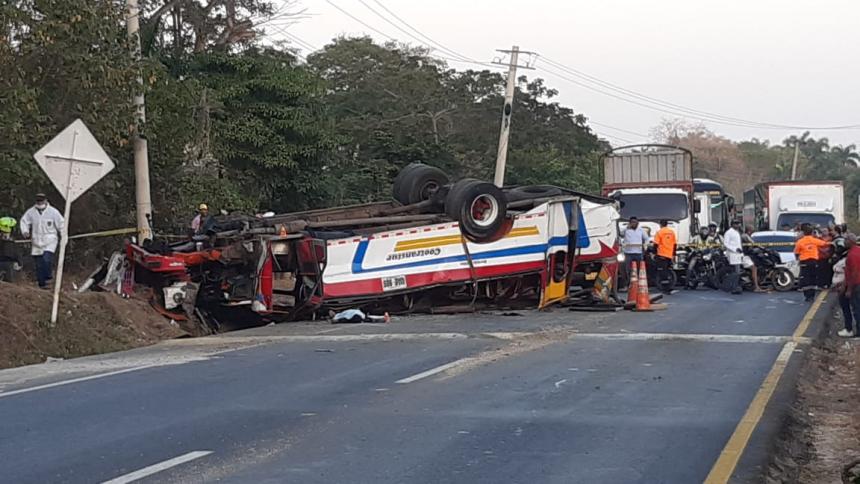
[685,246,724,290]
[715,245,795,292]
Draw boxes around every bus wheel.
[445,179,507,243]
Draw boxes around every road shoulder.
[730,291,837,483]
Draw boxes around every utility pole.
[126,0,153,241]
[492,46,535,187]
[790,139,801,181]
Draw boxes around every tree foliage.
[1,2,613,240]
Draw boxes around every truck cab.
[608,187,693,243]
[743,181,844,231]
[693,178,733,233]
[601,145,698,245]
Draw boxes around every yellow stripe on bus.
[394,226,540,252]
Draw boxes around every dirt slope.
[766,311,860,483]
[0,282,187,369]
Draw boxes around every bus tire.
[393,163,449,205]
[445,179,507,242]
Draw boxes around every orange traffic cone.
[635,262,653,311]
[626,261,639,308]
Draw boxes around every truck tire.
[445,179,507,242]
[392,163,449,205]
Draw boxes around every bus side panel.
[321,203,567,300]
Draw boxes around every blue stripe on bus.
[350,236,569,274]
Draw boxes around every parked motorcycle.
[715,245,794,292]
[685,247,724,289]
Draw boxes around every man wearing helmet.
[707,223,723,245]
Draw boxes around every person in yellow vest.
[652,219,677,295]
[0,216,22,282]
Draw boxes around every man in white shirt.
[622,217,648,288]
[722,219,744,295]
[20,193,64,289]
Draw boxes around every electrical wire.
[325,0,395,41]
[539,56,860,131]
[536,64,799,130]
[588,121,650,139]
[368,0,477,63]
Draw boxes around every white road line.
[570,333,808,344]
[205,331,804,345]
[100,450,213,484]
[0,365,157,399]
[396,358,475,384]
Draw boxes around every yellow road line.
[703,289,829,484]
[792,289,829,340]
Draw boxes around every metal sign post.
[33,119,115,324]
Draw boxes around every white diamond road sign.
[32,118,115,324]
[33,119,115,202]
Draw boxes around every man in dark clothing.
[843,235,860,337]
[835,234,855,337]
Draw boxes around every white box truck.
[743,181,845,230]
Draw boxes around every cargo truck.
[742,181,844,231]
[601,145,701,244]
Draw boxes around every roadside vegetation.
[3,0,860,239]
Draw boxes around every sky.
[272,0,860,148]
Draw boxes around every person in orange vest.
[794,223,829,302]
[653,219,677,295]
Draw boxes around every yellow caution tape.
[68,227,138,240]
[14,227,138,244]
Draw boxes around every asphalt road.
[0,289,823,484]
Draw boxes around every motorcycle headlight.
[703,253,712,261]
[616,253,626,262]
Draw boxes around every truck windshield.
[616,193,689,221]
[710,196,725,228]
[776,213,834,229]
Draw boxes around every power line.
[539,56,860,131]
[596,132,637,145]
[588,121,650,139]
[536,63,796,130]
[368,0,477,63]
[325,0,395,41]
[356,0,469,61]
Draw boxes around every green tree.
[0,0,136,227]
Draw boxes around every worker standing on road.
[794,223,828,302]
[833,233,856,338]
[621,217,648,289]
[723,219,744,295]
[740,225,764,292]
[20,193,64,289]
[842,233,860,338]
[652,220,676,295]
